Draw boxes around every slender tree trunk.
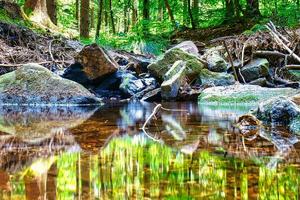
[132,0,137,25]
[245,0,261,18]
[192,0,198,28]
[223,0,235,23]
[183,0,189,26]
[90,2,94,29]
[164,0,176,28]
[187,0,196,29]
[75,0,79,27]
[95,0,103,39]
[109,0,115,34]
[142,0,150,35]
[80,0,90,38]
[46,0,56,24]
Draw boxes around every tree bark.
[46,0,57,24]
[109,0,115,34]
[192,0,198,28]
[187,0,196,29]
[245,0,261,18]
[95,0,103,39]
[24,0,56,28]
[142,0,150,35]
[164,0,176,28]
[75,0,79,27]
[80,0,90,38]
[132,0,137,25]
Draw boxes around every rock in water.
[0,64,100,105]
[161,61,186,100]
[240,58,269,82]
[199,84,299,104]
[255,97,300,125]
[63,43,119,86]
[168,41,199,56]
[148,48,204,81]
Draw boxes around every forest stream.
[0,102,298,199]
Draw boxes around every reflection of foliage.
[3,135,300,199]
[56,153,79,199]
[259,166,300,199]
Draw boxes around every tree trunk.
[164,0,176,28]
[142,0,150,35]
[46,0,56,24]
[223,0,235,23]
[132,0,137,25]
[109,0,115,34]
[192,0,198,28]
[183,0,189,26]
[80,0,90,38]
[75,0,79,27]
[90,2,94,29]
[24,0,56,28]
[245,0,261,18]
[187,0,196,29]
[95,0,103,39]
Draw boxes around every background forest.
[3,0,300,54]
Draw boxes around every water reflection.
[0,102,298,199]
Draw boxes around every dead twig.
[223,40,239,82]
[0,60,73,67]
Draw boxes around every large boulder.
[240,58,269,82]
[148,48,204,81]
[292,93,300,105]
[161,61,186,100]
[0,64,100,105]
[168,41,199,57]
[63,43,119,86]
[199,84,298,104]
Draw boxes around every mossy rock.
[290,116,300,135]
[0,63,101,105]
[148,48,204,81]
[196,68,235,86]
[198,84,299,105]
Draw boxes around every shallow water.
[0,102,299,199]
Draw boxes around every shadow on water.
[0,102,299,199]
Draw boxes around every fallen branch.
[0,60,72,67]
[266,24,300,63]
[284,65,300,70]
[254,50,287,58]
[223,40,239,82]
[141,104,162,142]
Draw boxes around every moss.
[198,85,299,105]
[148,48,204,80]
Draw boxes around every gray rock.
[0,64,100,105]
[248,77,267,87]
[196,69,235,86]
[148,48,204,81]
[168,41,199,57]
[255,97,300,125]
[119,73,144,96]
[206,51,227,72]
[161,61,186,100]
[141,88,161,102]
[240,58,269,82]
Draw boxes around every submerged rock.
[161,61,186,100]
[240,58,269,82]
[199,84,298,104]
[148,48,204,81]
[0,64,100,105]
[63,43,119,86]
